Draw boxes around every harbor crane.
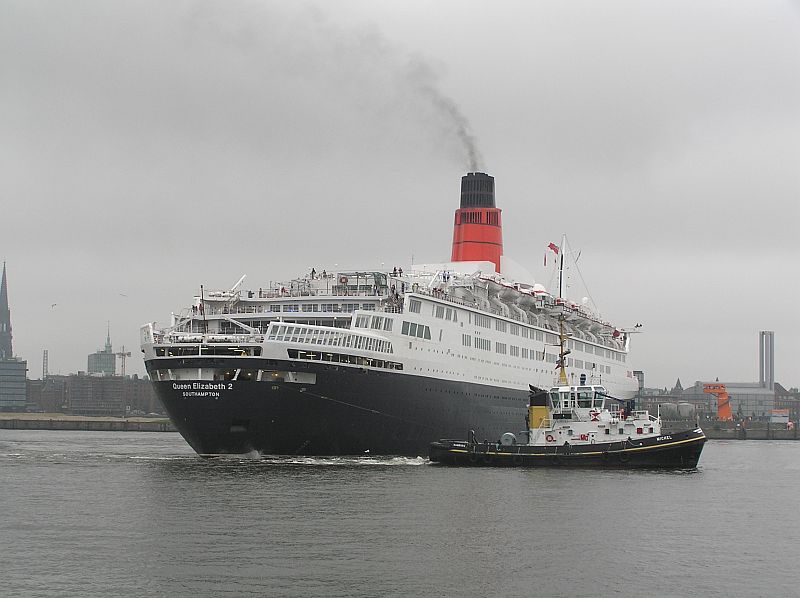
[116,345,132,378]
[703,383,733,421]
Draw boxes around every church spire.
[0,262,13,360]
[105,321,112,353]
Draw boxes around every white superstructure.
[142,261,639,399]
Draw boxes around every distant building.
[0,263,26,411]
[122,374,164,415]
[27,373,164,416]
[774,384,800,422]
[0,359,28,411]
[66,373,124,416]
[633,370,645,395]
[639,331,793,422]
[679,381,776,421]
[26,376,68,412]
[87,327,116,376]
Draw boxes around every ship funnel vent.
[460,172,495,208]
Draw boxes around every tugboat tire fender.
[468,451,479,464]
[481,453,494,465]
[512,454,524,466]
[619,451,631,464]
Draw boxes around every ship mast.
[556,233,569,385]
[557,232,566,300]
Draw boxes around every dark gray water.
[1,431,797,597]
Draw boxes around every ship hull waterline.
[429,428,707,468]
[147,357,534,457]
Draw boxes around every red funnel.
[451,172,503,273]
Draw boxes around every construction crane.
[703,383,733,421]
[116,345,132,378]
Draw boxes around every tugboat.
[429,319,706,468]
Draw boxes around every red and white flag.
[544,242,559,266]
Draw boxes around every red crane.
[703,383,733,421]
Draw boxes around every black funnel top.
[460,172,495,209]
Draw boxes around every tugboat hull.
[429,428,706,468]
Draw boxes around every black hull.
[429,428,707,468]
[146,357,530,456]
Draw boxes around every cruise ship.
[140,172,639,456]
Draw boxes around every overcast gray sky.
[2,0,798,389]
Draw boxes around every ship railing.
[412,287,483,311]
[205,288,394,301]
[636,410,659,423]
[198,305,362,316]
[163,333,265,344]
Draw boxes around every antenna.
[42,349,49,380]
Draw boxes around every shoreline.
[0,413,175,432]
[663,419,799,440]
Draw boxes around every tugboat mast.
[557,315,570,385]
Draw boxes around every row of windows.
[288,349,403,371]
[560,358,610,373]
[464,336,543,361]
[354,314,394,331]
[154,345,262,357]
[412,297,626,362]
[265,303,374,313]
[151,368,291,382]
[453,333,616,373]
[561,426,654,437]
[433,305,458,322]
[475,337,492,351]
[474,314,492,328]
[299,303,362,313]
[401,321,432,340]
[468,310,562,344]
[268,325,393,354]
[571,340,625,361]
